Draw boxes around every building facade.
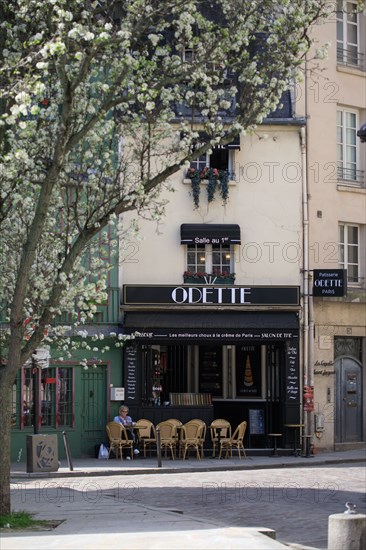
[10,4,365,460]
[120,97,309,451]
[299,0,366,451]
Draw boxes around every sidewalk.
[11,447,366,479]
[5,448,365,550]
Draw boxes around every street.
[7,461,366,549]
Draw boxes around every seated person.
[113,406,139,457]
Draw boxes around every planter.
[183,276,235,285]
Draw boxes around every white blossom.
[0,2,329,510]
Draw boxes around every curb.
[10,455,365,480]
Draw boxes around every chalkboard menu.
[124,344,139,404]
[199,346,222,396]
[285,341,299,402]
[249,409,265,435]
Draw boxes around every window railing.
[337,47,364,70]
[337,167,365,186]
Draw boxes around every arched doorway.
[334,357,362,443]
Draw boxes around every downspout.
[300,124,310,449]
[300,123,314,456]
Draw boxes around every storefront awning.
[123,311,299,342]
[180,223,241,245]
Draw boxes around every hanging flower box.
[186,167,230,208]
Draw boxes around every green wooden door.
[80,367,108,456]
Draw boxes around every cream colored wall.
[121,126,304,287]
[298,8,366,450]
[299,11,366,271]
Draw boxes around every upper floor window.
[339,223,360,284]
[185,244,234,282]
[190,147,236,180]
[337,109,362,183]
[337,1,363,67]
[187,244,206,273]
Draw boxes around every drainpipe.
[300,125,311,449]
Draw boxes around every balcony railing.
[337,166,365,187]
[337,47,365,70]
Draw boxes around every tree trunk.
[0,373,12,515]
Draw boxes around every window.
[337,1,361,67]
[187,244,233,276]
[212,245,232,273]
[339,223,360,284]
[190,148,236,180]
[337,109,361,182]
[187,244,206,272]
[183,48,195,64]
[12,366,74,430]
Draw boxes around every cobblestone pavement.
[9,462,366,549]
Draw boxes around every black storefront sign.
[128,328,298,343]
[124,285,299,306]
[313,269,347,297]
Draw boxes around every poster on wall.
[236,346,262,397]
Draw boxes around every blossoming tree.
[0,0,328,513]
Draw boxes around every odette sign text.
[123,285,300,306]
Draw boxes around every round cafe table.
[284,424,304,456]
[124,424,148,447]
[208,425,224,459]
[267,433,282,456]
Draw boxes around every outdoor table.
[124,424,148,446]
[209,425,224,459]
[302,434,313,458]
[284,424,304,456]
[175,425,183,459]
[267,433,282,456]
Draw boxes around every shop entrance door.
[80,366,108,456]
[335,357,362,443]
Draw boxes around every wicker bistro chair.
[218,420,247,459]
[156,420,177,460]
[210,419,232,458]
[106,421,134,460]
[179,420,203,460]
[165,418,183,445]
[189,419,207,458]
[135,419,157,458]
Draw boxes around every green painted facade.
[11,340,124,462]
[10,230,125,462]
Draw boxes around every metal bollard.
[328,503,366,550]
[62,431,74,471]
[156,426,162,468]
